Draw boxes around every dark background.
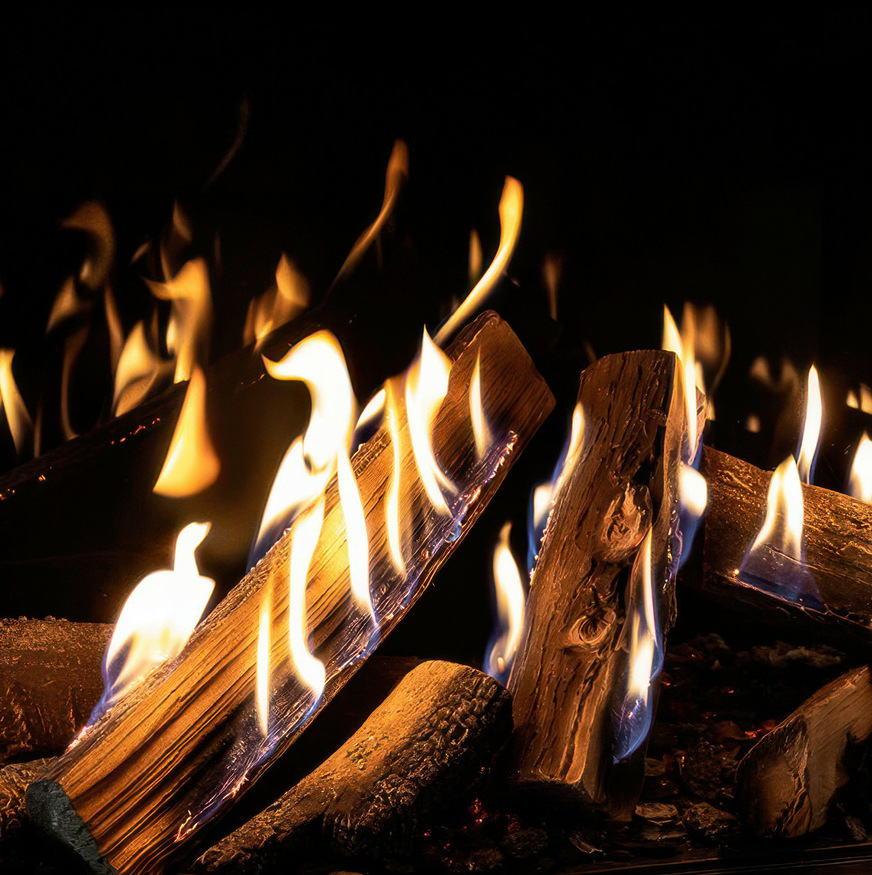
[0,11,868,659]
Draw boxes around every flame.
[96,522,214,717]
[384,380,407,574]
[849,433,872,502]
[46,277,89,334]
[60,327,88,440]
[104,285,124,372]
[614,528,662,761]
[542,253,562,321]
[662,305,701,459]
[796,365,822,484]
[485,522,526,685]
[153,366,220,497]
[333,140,410,285]
[148,258,212,384]
[468,229,483,286]
[243,254,310,347]
[738,456,821,608]
[256,582,272,736]
[679,463,708,521]
[62,201,116,291]
[113,321,172,416]
[405,329,455,513]
[470,352,490,459]
[435,177,524,345]
[0,350,32,455]
[847,383,872,414]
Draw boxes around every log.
[509,350,694,818]
[28,311,554,875]
[0,758,51,841]
[735,665,872,838]
[0,619,111,765]
[699,447,872,645]
[192,661,511,873]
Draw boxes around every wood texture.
[700,447,872,643]
[192,661,511,873]
[0,758,51,841]
[0,619,111,765]
[509,350,691,817]
[735,665,872,838]
[28,312,554,875]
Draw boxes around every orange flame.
[485,522,526,684]
[113,321,172,416]
[542,253,562,322]
[0,350,32,456]
[796,365,822,484]
[61,201,116,291]
[470,351,490,460]
[468,229,483,286]
[847,383,872,414]
[153,366,220,497]
[849,433,872,503]
[748,457,805,565]
[243,254,310,347]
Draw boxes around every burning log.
[735,665,872,838]
[193,661,511,873]
[0,619,111,764]
[28,311,554,875]
[698,447,872,645]
[509,350,696,818]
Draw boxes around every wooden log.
[192,661,511,873]
[509,350,693,818]
[735,665,872,838]
[699,447,872,645]
[28,311,554,875]
[0,758,51,841]
[0,619,111,765]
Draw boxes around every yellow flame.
[103,522,213,707]
[104,285,124,372]
[849,433,872,503]
[153,366,220,497]
[256,581,272,736]
[532,483,553,534]
[468,229,483,286]
[384,381,407,575]
[748,457,805,561]
[113,321,172,416]
[848,383,872,414]
[333,140,410,285]
[406,329,455,513]
[148,258,212,384]
[626,529,657,705]
[662,305,701,458]
[287,498,327,698]
[46,277,88,334]
[243,254,310,347]
[435,177,524,345]
[796,365,822,484]
[62,201,115,291]
[470,351,490,460]
[356,388,386,433]
[0,350,32,455]
[542,253,562,321]
[487,522,526,679]
[679,463,708,520]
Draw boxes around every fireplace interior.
[1,11,872,875]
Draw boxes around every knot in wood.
[566,606,618,651]
[593,483,652,564]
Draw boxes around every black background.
[0,11,868,658]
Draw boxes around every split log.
[192,661,511,873]
[0,619,111,765]
[28,311,554,875]
[0,758,51,841]
[735,665,872,838]
[509,350,695,818]
[698,447,872,645]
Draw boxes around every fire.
[93,522,214,720]
[435,177,524,345]
[485,522,526,685]
[384,380,407,574]
[113,321,171,416]
[662,305,702,458]
[405,329,455,513]
[738,456,821,608]
[470,352,490,460]
[468,229,483,286]
[847,383,872,414]
[243,254,310,347]
[849,433,872,502]
[0,349,32,456]
[614,528,662,762]
[796,365,822,484]
[542,253,562,321]
[147,258,212,384]
[153,366,220,497]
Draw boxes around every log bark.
[699,447,872,645]
[28,312,554,875]
[735,665,872,838]
[509,350,694,818]
[192,661,511,873]
[0,619,111,765]
[0,758,51,841]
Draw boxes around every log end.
[26,779,114,875]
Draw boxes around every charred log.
[509,350,695,818]
[193,661,511,873]
[27,312,554,875]
[736,665,872,838]
[0,619,110,765]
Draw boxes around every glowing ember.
[738,456,822,608]
[92,522,214,722]
[796,365,822,484]
[849,433,872,502]
[0,349,32,456]
[153,366,220,497]
[485,521,526,685]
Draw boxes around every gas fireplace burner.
[1,12,872,875]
